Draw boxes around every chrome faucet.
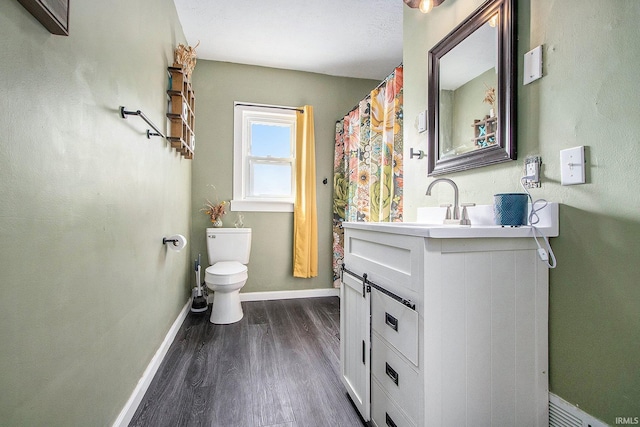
[426,178,460,221]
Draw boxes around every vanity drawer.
[371,333,421,424]
[371,288,419,365]
[371,377,416,427]
[343,228,423,296]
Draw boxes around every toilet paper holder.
[162,234,187,252]
[163,234,187,251]
[163,237,179,246]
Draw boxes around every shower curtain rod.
[234,103,304,113]
[337,62,404,121]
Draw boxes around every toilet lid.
[206,261,247,276]
[205,261,248,286]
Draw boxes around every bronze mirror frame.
[427,0,515,176]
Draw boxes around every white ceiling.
[172,0,404,81]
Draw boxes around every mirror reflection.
[427,0,515,176]
[439,19,498,159]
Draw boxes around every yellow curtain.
[293,105,318,278]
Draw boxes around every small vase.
[212,218,223,228]
[489,108,495,118]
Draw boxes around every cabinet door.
[340,271,371,421]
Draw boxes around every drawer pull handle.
[385,362,399,386]
[385,312,398,331]
[386,412,398,427]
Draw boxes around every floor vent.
[550,399,583,427]
[549,393,609,427]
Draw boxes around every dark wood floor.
[129,297,365,427]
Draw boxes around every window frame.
[232,103,297,212]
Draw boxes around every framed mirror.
[427,0,515,175]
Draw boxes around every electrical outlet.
[526,161,538,181]
[524,156,542,188]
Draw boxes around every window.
[232,103,297,212]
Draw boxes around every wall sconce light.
[403,0,446,13]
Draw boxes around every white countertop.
[342,203,559,239]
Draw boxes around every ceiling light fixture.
[420,0,434,13]
[403,0,445,13]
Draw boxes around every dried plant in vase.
[483,84,496,117]
[202,199,227,227]
[174,41,200,80]
[201,186,227,227]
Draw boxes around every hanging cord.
[520,177,557,269]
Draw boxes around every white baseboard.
[549,392,609,427]
[239,287,339,302]
[112,300,191,427]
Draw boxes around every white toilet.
[204,228,252,324]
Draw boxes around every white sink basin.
[342,203,559,239]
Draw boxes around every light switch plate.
[560,146,585,185]
[418,110,427,133]
[523,45,543,85]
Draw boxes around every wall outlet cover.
[524,156,542,188]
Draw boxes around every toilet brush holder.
[191,255,207,313]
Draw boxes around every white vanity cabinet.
[341,229,425,426]
[340,271,371,419]
[340,224,550,427]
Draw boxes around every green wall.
[0,0,191,425]
[190,60,378,293]
[451,68,497,154]
[403,0,640,423]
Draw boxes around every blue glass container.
[494,193,528,226]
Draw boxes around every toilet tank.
[206,228,252,265]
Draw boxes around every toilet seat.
[205,261,248,285]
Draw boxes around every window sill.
[231,200,294,213]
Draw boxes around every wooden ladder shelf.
[166,66,195,159]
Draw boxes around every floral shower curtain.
[332,65,403,286]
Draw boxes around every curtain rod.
[339,63,404,120]
[234,103,304,113]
